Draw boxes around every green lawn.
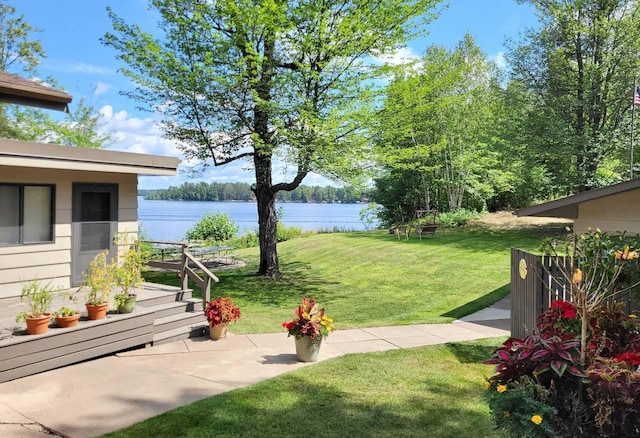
[144,226,550,334]
[109,224,554,437]
[103,338,508,438]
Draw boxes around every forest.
[141,182,371,204]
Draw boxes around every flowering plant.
[204,297,241,327]
[282,297,334,340]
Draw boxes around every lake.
[137,197,368,242]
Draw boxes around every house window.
[0,184,54,245]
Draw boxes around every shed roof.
[0,138,180,176]
[0,71,72,112]
[516,178,640,218]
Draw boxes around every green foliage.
[103,0,441,276]
[15,279,60,323]
[485,300,640,435]
[145,181,370,204]
[230,231,260,249]
[373,34,506,217]
[508,0,640,192]
[358,202,382,230]
[276,224,303,242]
[484,377,559,438]
[83,250,117,306]
[185,212,239,242]
[115,237,144,296]
[437,209,480,228]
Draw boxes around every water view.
[138,197,367,242]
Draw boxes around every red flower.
[550,300,578,319]
[614,352,640,366]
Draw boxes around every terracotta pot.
[209,322,229,340]
[86,303,109,320]
[295,336,322,362]
[25,314,51,335]
[55,313,80,328]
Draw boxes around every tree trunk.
[254,152,280,278]
[256,186,279,277]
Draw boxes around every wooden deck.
[0,282,207,383]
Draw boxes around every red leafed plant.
[282,297,334,340]
[204,297,241,327]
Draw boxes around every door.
[72,183,118,286]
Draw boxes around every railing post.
[180,243,188,291]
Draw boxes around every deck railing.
[142,240,219,303]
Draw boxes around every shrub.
[484,302,640,436]
[185,212,239,241]
[277,224,304,242]
[437,209,480,228]
[231,231,259,248]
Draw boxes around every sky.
[17,0,539,189]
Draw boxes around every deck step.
[135,283,193,307]
[152,324,208,345]
[139,298,203,319]
[153,311,207,335]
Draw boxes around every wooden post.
[180,243,189,291]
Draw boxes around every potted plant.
[204,297,241,340]
[54,306,81,328]
[114,241,144,314]
[54,289,80,328]
[282,297,334,362]
[83,250,117,320]
[15,279,59,335]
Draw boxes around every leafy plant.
[282,297,334,340]
[204,297,241,327]
[185,212,238,242]
[115,239,144,296]
[484,376,559,438]
[54,306,78,317]
[83,250,117,306]
[15,279,60,323]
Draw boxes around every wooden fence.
[510,248,640,339]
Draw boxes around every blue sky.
[18,0,538,189]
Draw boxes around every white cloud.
[490,51,507,70]
[93,81,111,96]
[71,62,114,75]
[371,46,421,66]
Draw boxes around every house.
[0,74,213,383]
[0,139,180,299]
[516,178,640,235]
[0,71,180,299]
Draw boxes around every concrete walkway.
[0,298,510,438]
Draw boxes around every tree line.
[142,182,370,204]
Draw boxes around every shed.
[516,178,640,234]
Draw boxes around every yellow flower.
[503,411,510,418]
[573,268,583,284]
[484,382,491,389]
[531,415,543,425]
[497,384,508,393]
[630,314,638,319]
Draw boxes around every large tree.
[510,0,640,192]
[103,0,440,277]
[373,35,505,219]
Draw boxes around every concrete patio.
[0,298,510,437]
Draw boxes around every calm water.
[137,197,367,241]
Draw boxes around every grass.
[144,225,551,334]
[102,338,508,438]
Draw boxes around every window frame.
[0,183,55,246]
